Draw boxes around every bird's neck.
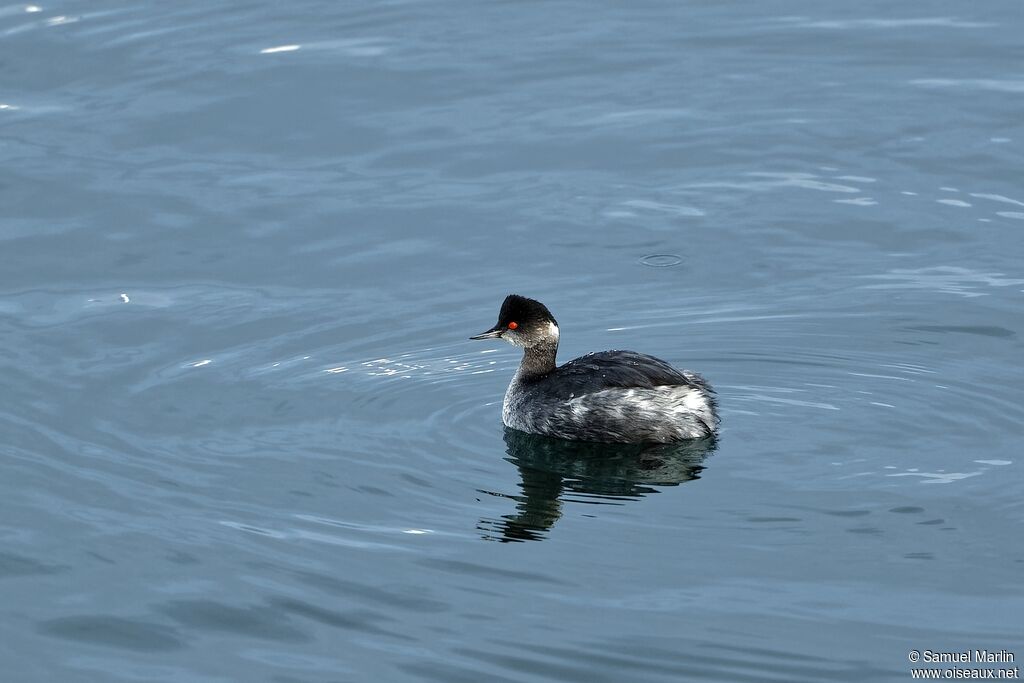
[518,342,558,381]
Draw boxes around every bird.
[470,294,719,443]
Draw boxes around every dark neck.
[518,342,558,381]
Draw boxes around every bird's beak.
[469,325,503,341]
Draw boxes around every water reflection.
[479,428,716,543]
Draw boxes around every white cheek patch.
[505,322,559,348]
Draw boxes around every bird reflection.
[478,427,716,542]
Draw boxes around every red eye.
[507,321,518,330]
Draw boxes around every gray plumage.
[472,295,720,444]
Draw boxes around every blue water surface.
[2,1,1022,681]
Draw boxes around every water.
[2,0,1022,680]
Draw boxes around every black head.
[470,294,559,347]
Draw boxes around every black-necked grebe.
[470,294,719,443]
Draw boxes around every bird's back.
[549,350,702,393]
